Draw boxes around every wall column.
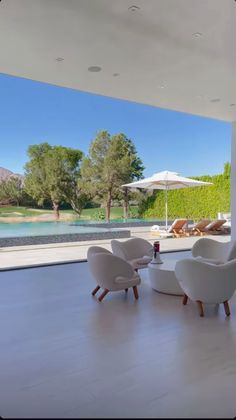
[231,122,236,240]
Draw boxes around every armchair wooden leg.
[182,294,188,305]
[125,288,128,293]
[92,286,100,296]
[223,301,231,316]
[98,289,109,302]
[133,286,139,300]
[196,300,204,317]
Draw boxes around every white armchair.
[192,238,236,264]
[87,246,141,302]
[175,258,236,317]
[111,237,153,271]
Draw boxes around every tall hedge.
[139,163,230,222]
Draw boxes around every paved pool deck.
[0,226,230,270]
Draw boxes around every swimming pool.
[0,221,113,238]
[0,218,162,238]
[0,220,132,247]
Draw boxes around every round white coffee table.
[148,259,183,296]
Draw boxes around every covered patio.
[1,252,236,419]
[0,0,236,418]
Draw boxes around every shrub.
[93,210,106,221]
[139,163,230,221]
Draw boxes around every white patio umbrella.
[123,170,213,230]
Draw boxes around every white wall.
[231,122,236,240]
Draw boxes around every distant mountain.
[0,167,23,182]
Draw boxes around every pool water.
[0,221,113,238]
[0,218,162,238]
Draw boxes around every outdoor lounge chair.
[150,218,188,238]
[167,218,188,238]
[188,219,211,236]
[204,219,227,235]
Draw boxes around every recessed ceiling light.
[113,73,120,77]
[192,32,203,38]
[88,66,102,72]
[55,57,64,62]
[210,98,221,103]
[157,83,167,89]
[196,94,207,100]
[128,5,140,12]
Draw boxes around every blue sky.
[0,73,231,177]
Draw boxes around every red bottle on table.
[154,241,160,258]
[151,240,163,264]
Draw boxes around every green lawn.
[80,206,139,220]
[66,206,139,220]
[0,206,51,217]
[80,207,123,220]
[0,206,139,220]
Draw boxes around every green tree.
[66,178,91,217]
[80,131,144,221]
[114,136,144,219]
[0,176,24,206]
[24,143,84,219]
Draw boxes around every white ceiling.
[0,0,236,121]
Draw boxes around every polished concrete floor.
[1,251,236,418]
[0,232,230,269]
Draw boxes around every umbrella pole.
[165,188,168,231]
